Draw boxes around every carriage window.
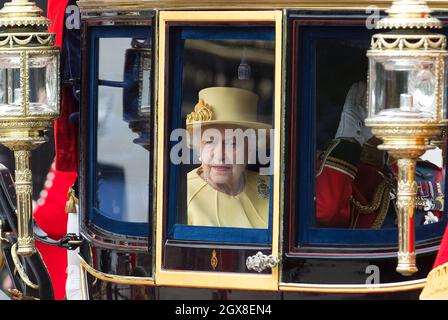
[166,26,275,243]
[291,24,447,247]
[88,26,151,237]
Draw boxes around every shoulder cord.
[350,178,392,214]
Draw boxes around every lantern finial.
[0,0,50,28]
[377,0,442,29]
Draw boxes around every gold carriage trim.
[420,262,448,300]
[186,99,214,123]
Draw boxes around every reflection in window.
[98,38,128,82]
[313,39,445,230]
[93,35,150,226]
[168,29,275,238]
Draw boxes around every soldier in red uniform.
[31,0,79,300]
[316,82,443,229]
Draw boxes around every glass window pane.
[98,38,130,82]
[169,32,275,234]
[28,54,58,114]
[313,38,445,231]
[96,85,149,223]
[371,57,437,120]
[0,54,21,115]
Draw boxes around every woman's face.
[199,125,248,190]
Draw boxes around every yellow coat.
[187,168,270,228]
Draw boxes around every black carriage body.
[67,1,448,300]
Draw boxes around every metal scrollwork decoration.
[11,243,38,290]
[246,251,279,273]
[0,0,61,256]
[186,99,214,123]
[210,249,218,270]
[365,0,448,276]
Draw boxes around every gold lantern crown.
[0,1,55,48]
[377,0,442,30]
[370,1,446,61]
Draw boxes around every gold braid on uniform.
[350,180,392,229]
[325,156,358,179]
[316,139,341,177]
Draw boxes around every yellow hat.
[186,87,271,131]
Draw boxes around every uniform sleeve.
[315,139,362,227]
[33,167,77,300]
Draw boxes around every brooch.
[186,99,214,123]
[257,177,270,199]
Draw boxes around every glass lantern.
[0,0,60,256]
[368,45,446,123]
[365,0,448,276]
[0,53,59,116]
[123,38,151,150]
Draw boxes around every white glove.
[335,81,373,145]
[66,210,83,300]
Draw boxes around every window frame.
[155,10,283,290]
[165,25,275,245]
[80,16,155,250]
[283,11,448,259]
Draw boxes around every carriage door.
[155,10,282,290]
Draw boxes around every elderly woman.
[186,87,271,229]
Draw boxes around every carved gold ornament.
[0,0,60,256]
[186,99,214,123]
[371,34,446,51]
[365,0,448,276]
[8,288,39,300]
[210,249,218,270]
[0,33,54,48]
[11,243,38,289]
[65,187,79,214]
[376,0,442,30]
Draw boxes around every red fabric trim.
[55,88,79,172]
[34,169,77,238]
[38,0,76,300]
[35,241,67,300]
[48,0,79,173]
[33,169,77,300]
[434,225,448,268]
[48,0,69,48]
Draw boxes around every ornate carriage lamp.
[0,0,60,256]
[123,38,151,150]
[365,0,448,275]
